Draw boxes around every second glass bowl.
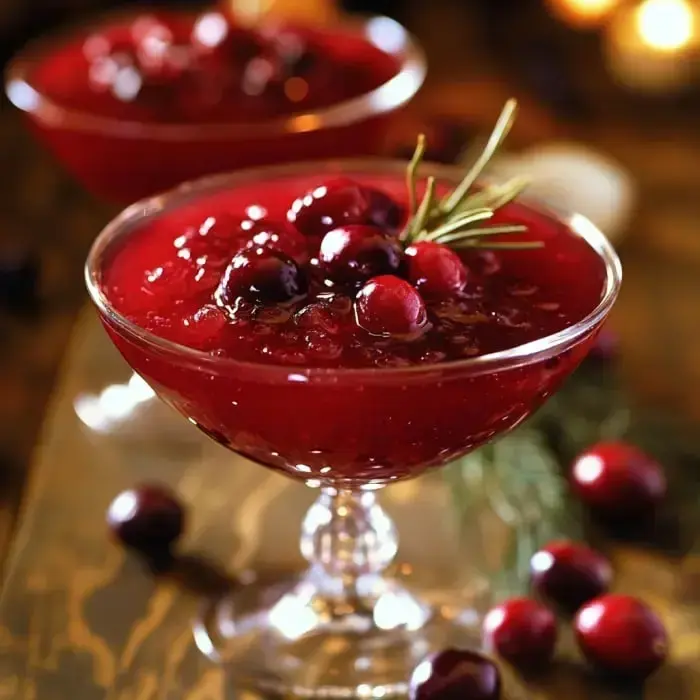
[6,11,426,204]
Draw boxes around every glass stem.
[299,488,398,615]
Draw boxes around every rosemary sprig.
[400,99,541,252]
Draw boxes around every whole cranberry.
[482,597,557,670]
[409,649,501,700]
[364,187,405,234]
[135,20,190,84]
[530,541,612,613]
[287,178,404,238]
[406,241,468,297]
[320,225,403,285]
[191,12,263,75]
[354,275,428,337]
[216,248,307,305]
[570,442,667,519]
[575,594,669,680]
[178,212,250,267]
[107,484,185,555]
[242,219,309,264]
[267,28,317,77]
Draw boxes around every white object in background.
[604,0,700,94]
[488,142,636,244]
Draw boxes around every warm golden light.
[604,0,700,93]
[635,0,695,51]
[224,0,340,26]
[546,0,620,28]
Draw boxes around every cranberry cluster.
[83,12,335,116]
[208,178,476,339]
[412,440,670,700]
[481,540,668,682]
[107,439,670,697]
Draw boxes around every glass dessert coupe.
[84,102,622,697]
[5,6,425,445]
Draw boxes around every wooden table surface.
[1,2,700,697]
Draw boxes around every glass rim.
[4,11,426,142]
[85,158,623,379]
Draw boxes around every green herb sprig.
[400,98,541,251]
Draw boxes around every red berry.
[191,12,263,76]
[482,597,557,670]
[107,484,185,555]
[135,19,190,84]
[240,54,286,97]
[178,213,250,268]
[287,178,404,238]
[319,225,403,285]
[574,594,669,680]
[530,541,612,613]
[406,241,468,297]
[216,248,307,305]
[410,649,501,700]
[242,219,309,264]
[354,275,428,337]
[364,187,405,234]
[570,442,667,519]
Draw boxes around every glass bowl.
[85,159,622,698]
[6,11,426,204]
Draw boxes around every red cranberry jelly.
[20,12,404,203]
[31,12,397,124]
[99,172,607,484]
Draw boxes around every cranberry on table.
[409,649,501,700]
[530,541,612,613]
[287,178,404,238]
[406,241,468,297]
[482,597,557,670]
[216,248,307,305]
[354,275,428,337]
[574,594,669,680]
[319,225,403,285]
[570,442,667,519]
[107,484,185,554]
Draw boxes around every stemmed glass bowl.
[6,8,426,444]
[85,159,621,698]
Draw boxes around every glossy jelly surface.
[95,168,613,485]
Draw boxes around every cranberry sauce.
[103,174,605,368]
[98,171,609,484]
[31,11,398,125]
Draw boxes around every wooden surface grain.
[2,1,700,697]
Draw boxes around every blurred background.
[2,0,700,561]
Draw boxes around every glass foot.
[194,571,482,698]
